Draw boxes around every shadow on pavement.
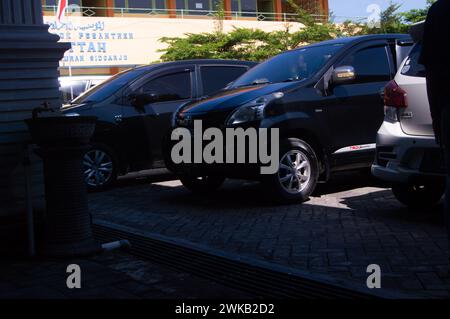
[101,168,445,223]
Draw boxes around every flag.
[56,0,68,22]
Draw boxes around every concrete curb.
[94,219,424,299]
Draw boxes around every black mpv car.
[168,35,413,203]
[62,59,257,190]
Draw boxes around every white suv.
[371,38,446,208]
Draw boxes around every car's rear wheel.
[391,182,445,209]
[180,175,226,193]
[262,138,319,204]
[83,143,118,192]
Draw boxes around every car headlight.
[226,92,284,125]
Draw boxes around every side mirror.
[129,93,159,109]
[332,66,356,85]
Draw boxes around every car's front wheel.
[83,144,118,192]
[391,181,445,209]
[179,175,226,193]
[262,138,319,204]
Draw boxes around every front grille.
[176,111,229,130]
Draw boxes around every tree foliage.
[158,1,434,63]
[401,0,436,24]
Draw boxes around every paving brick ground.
[0,251,253,299]
[89,170,450,298]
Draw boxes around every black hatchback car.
[62,59,257,190]
[168,35,413,203]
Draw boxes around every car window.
[90,79,108,88]
[231,44,343,88]
[137,71,192,101]
[71,69,144,104]
[339,46,391,83]
[60,80,88,103]
[400,43,425,78]
[200,66,248,95]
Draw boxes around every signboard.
[44,16,139,67]
[43,16,302,68]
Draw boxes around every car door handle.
[379,89,385,100]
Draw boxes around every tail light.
[384,80,408,122]
[384,80,408,108]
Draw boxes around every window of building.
[175,0,222,14]
[257,0,273,13]
[43,0,57,6]
[115,0,167,11]
[231,0,257,15]
[43,0,82,7]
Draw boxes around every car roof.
[132,59,258,73]
[291,34,411,51]
[59,75,111,81]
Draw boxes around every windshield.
[231,44,344,88]
[70,69,144,104]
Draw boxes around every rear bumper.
[371,120,445,183]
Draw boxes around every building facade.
[40,0,329,75]
[42,0,329,19]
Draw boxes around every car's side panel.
[120,66,197,170]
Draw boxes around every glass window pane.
[115,0,126,7]
[188,0,208,11]
[155,0,166,9]
[232,0,257,17]
[201,66,248,95]
[140,72,191,101]
[242,0,256,13]
[340,46,391,83]
[128,0,150,8]
[176,0,185,9]
[232,44,343,87]
[45,0,57,6]
[60,80,88,103]
[401,43,426,78]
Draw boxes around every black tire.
[262,138,319,204]
[391,181,445,209]
[83,143,118,192]
[180,175,226,193]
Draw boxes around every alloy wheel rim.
[84,149,113,187]
[278,150,311,194]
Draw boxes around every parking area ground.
[89,170,450,298]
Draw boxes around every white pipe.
[102,240,131,251]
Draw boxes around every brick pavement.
[89,171,450,298]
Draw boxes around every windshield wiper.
[234,79,272,88]
[281,77,303,83]
[252,78,271,85]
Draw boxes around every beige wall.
[43,16,303,68]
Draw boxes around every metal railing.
[42,5,333,22]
